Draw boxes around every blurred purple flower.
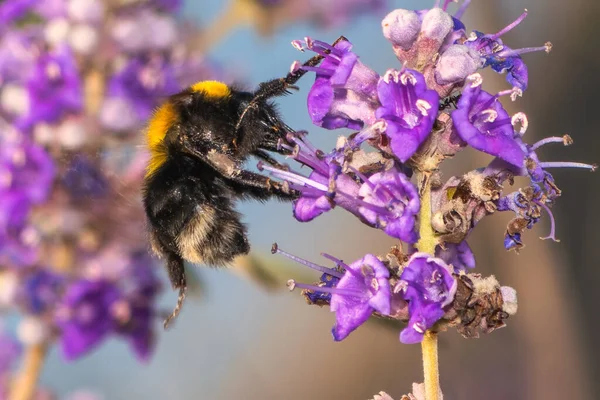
[21,45,83,129]
[397,253,456,344]
[21,269,64,314]
[0,140,55,204]
[56,279,121,360]
[102,56,179,129]
[0,0,38,25]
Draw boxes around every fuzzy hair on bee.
[142,37,347,328]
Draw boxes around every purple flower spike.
[375,69,439,162]
[398,253,456,344]
[330,254,391,341]
[302,38,380,129]
[358,169,420,243]
[22,46,83,129]
[451,74,527,168]
[56,280,121,360]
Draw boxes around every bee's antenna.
[164,286,187,329]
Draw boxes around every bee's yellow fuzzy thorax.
[145,81,230,177]
[190,81,230,99]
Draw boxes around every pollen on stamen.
[394,279,408,294]
[400,71,417,86]
[481,109,498,123]
[291,40,305,52]
[511,112,528,135]
[383,69,400,84]
[287,279,297,291]
[416,99,432,116]
[466,73,483,88]
[413,322,426,334]
[290,61,301,74]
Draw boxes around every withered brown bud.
[447,273,511,338]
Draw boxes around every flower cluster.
[0,0,220,366]
[267,0,594,344]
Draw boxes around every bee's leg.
[163,251,187,329]
[227,169,298,200]
[254,149,290,170]
[236,36,349,132]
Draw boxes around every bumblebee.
[142,38,346,328]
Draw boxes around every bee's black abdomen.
[143,153,251,270]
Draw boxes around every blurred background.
[1,0,598,399]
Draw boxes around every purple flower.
[21,46,83,129]
[102,56,180,128]
[0,331,20,373]
[260,131,420,242]
[56,279,121,360]
[436,241,475,272]
[330,254,391,340]
[451,74,527,168]
[0,192,39,267]
[63,155,108,200]
[0,140,55,204]
[357,169,420,243]
[276,245,391,341]
[297,38,380,129]
[462,11,552,91]
[375,69,439,162]
[0,0,37,25]
[397,253,456,344]
[20,270,64,314]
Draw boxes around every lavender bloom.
[0,0,37,25]
[451,74,527,168]
[276,245,391,341]
[297,38,380,129]
[102,56,180,129]
[20,270,64,315]
[397,253,456,344]
[260,130,420,242]
[21,46,83,129]
[375,69,439,162]
[0,140,55,204]
[462,11,552,91]
[330,254,391,340]
[55,279,121,360]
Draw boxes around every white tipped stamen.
[290,60,301,74]
[510,87,523,101]
[291,40,304,51]
[511,112,528,135]
[371,278,379,291]
[416,99,432,116]
[563,134,573,145]
[383,69,400,84]
[394,279,408,294]
[481,109,497,123]
[413,322,426,334]
[304,36,314,49]
[544,41,553,53]
[466,73,483,88]
[287,279,296,291]
[467,31,478,42]
[400,71,417,86]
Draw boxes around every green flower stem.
[415,172,440,400]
